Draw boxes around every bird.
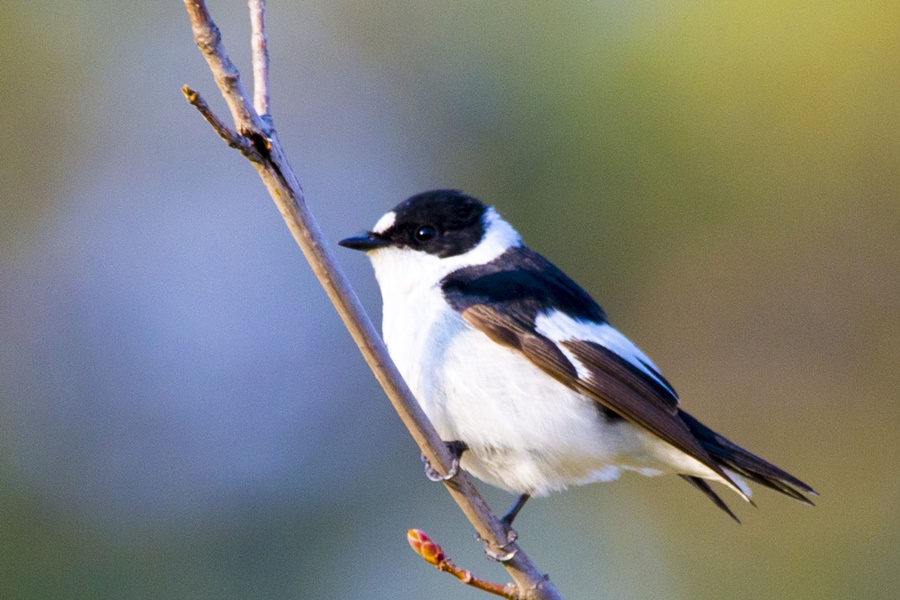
[339,189,815,527]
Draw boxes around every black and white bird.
[339,190,815,525]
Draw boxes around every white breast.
[369,250,639,496]
[364,215,710,496]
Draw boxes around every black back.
[441,246,609,326]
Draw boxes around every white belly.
[381,286,667,497]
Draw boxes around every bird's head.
[339,190,522,293]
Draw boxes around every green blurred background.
[1,1,897,598]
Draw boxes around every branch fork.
[181,2,563,598]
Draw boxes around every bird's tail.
[679,410,817,522]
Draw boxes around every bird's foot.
[500,493,530,529]
[476,527,519,562]
[422,440,468,482]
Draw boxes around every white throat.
[367,207,522,301]
[366,207,522,437]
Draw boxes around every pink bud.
[407,529,445,566]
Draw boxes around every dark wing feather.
[565,339,679,415]
[459,304,744,497]
[561,339,739,491]
[443,248,819,509]
[461,304,578,387]
[680,411,817,504]
[679,475,741,523]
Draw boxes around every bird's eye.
[414,225,437,243]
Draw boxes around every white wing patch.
[534,311,676,397]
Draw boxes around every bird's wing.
[458,302,744,497]
[440,246,745,496]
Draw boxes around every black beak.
[338,232,390,252]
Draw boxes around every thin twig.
[409,529,521,599]
[248,0,270,120]
[181,2,564,598]
[184,0,266,135]
[182,86,262,160]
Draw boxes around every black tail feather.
[678,411,817,516]
[680,475,742,523]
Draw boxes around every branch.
[184,0,266,135]
[249,0,270,120]
[181,2,564,598]
[182,86,262,160]
[408,529,522,599]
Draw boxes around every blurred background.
[1,1,897,598]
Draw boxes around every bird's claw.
[421,440,468,482]
[476,528,519,562]
[422,452,460,482]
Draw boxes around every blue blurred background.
[1,1,897,598]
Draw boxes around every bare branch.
[181,2,564,598]
[184,0,266,135]
[182,86,262,161]
[249,0,270,120]
[408,529,521,598]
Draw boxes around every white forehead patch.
[372,211,397,234]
